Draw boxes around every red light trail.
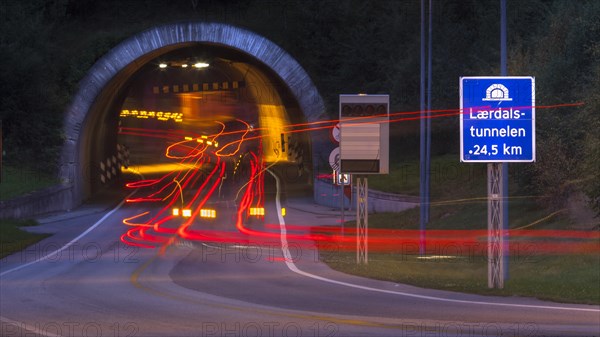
[118,104,597,256]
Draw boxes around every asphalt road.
[1,174,599,337]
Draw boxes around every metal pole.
[357,176,368,264]
[0,119,3,184]
[500,0,510,282]
[341,171,345,233]
[419,0,427,256]
[488,0,508,289]
[488,164,504,288]
[339,122,345,235]
[425,0,433,226]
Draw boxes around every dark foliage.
[0,0,598,214]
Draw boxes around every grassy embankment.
[0,165,55,258]
[0,165,59,201]
[316,155,600,304]
[0,218,49,259]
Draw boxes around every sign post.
[0,119,3,184]
[460,76,535,288]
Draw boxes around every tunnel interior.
[80,43,312,199]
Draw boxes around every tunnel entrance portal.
[59,23,327,207]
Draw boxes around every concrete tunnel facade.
[58,22,331,208]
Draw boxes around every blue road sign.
[460,76,535,162]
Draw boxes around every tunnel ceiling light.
[159,63,168,68]
[193,62,209,68]
[181,64,188,68]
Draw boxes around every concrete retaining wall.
[0,184,73,219]
[314,178,419,213]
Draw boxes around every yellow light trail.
[121,163,201,175]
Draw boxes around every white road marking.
[267,169,600,313]
[0,191,136,277]
[1,191,138,335]
[200,243,261,251]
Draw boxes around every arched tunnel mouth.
[82,42,313,201]
[50,22,330,255]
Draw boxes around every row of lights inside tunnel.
[158,62,209,69]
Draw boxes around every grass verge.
[1,165,59,201]
[316,154,600,304]
[0,219,50,259]
[321,252,599,305]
